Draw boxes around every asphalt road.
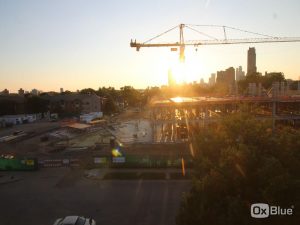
[0,168,190,225]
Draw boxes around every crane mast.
[130,24,300,62]
[179,24,185,62]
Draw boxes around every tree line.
[1,72,299,116]
[176,111,300,225]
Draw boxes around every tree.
[177,112,300,225]
[102,95,118,115]
[261,72,285,89]
[80,88,96,95]
[62,90,72,94]
[120,86,142,107]
[141,86,161,106]
[238,72,286,94]
[289,81,299,90]
[237,72,262,93]
[97,87,120,99]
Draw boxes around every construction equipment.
[130,23,300,62]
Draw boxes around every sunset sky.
[1,0,300,92]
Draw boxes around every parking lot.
[0,168,190,225]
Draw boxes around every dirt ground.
[0,109,190,159]
[116,108,151,121]
[0,121,61,156]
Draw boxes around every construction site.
[1,23,300,169]
[151,95,300,143]
[0,107,192,170]
[1,16,300,224]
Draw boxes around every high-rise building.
[60,88,64,93]
[247,47,257,75]
[216,67,235,85]
[209,73,216,85]
[236,66,245,81]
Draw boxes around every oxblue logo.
[251,203,294,218]
[251,203,269,218]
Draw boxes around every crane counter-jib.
[130,42,182,51]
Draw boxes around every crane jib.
[130,24,300,60]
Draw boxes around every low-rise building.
[0,114,41,126]
[0,95,25,115]
[42,93,103,115]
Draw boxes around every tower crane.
[130,24,300,62]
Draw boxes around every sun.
[153,49,208,85]
[170,61,186,84]
[169,53,205,84]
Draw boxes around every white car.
[53,216,96,225]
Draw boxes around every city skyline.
[0,47,297,94]
[1,0,300,92]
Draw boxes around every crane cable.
[142,24,278,45]
[143,24,179,44]
[224,25,277,39]
[187,24,277,39]
[185,25,219,40]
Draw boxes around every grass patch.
[139,172,166,180]
[103,172,139,180]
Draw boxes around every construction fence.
[37,155,193,169]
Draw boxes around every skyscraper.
[247,47,257,75]
[209,73,216,85]
[216,67,235,85]
[200,78,204,85]
[236,66,245,81]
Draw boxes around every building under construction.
[149,96,300,143]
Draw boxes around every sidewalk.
[84,168,193,180]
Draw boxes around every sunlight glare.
[168,50,207,84]
[172,97,183,103]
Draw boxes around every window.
[75,217,86,225]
